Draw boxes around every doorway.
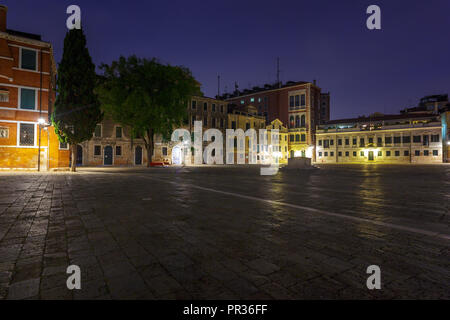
[135,146,143,165]
[104,146,113,165]
[76,145,83,166]
[368,151,374,161]
[172,145,182,165]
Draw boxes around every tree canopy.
[96,55,201,165]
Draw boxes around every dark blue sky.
[4,0,450,119]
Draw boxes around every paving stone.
[7,278,40,300]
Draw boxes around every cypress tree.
[52,28,102,171]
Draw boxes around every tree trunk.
[146,128,154,167]
[70,144,77,172]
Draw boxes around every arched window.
[295,115,300,128]
[289,116,294,128]
[301,114,306,127]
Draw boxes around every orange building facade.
[0,5,69,170]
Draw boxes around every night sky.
[3,0,450,119]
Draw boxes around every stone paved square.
[0,164,449,299]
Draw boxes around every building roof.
[6,29,42,41]
[323,113,439,125]
[220,81,316,101]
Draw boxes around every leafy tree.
[96,55,201,166]
[52,28,103,172]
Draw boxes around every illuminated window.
[19,123,35,146]
[0,90,9,102]
[360,151,364,157]
[240,100,244,105]
[378,151,382,156]
[250,98,254,103]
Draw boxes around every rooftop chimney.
[0,5,7,32]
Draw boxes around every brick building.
[0,5,69,170]
[222,81,329,160]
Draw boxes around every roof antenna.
[276,57,280,88]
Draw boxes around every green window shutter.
[20,88,36,110]
[21,49,37,70]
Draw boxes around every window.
[413,135,421,143]
[394,137,401,144]
[289,96,294,107]
[240,100,245,105]
[0,90,9,102]
[318,140,322,146]
[330,152,334,157]
[415,150,420,156]
[295,115,300,128]
[19,123,35,146]
[295,95,300,107]
[424,150,429,156]
[191,100,196,109]
[250,98,254,103]
[295,134,300,142]
[402,136,410,143]
[368,137,373,144]
[386,151,391,157]
[423,135,429,146]
[318,152,322,157]
[353,151,357,157]
[378,151,382,156]
[377,137,382,145]
[433,150,438,156]
[324,152,328,157]
[338,139,342,146]
[116,127,122,138]
[162,147,167,156]
[290,135,294,142]
[385,137,392,144]
[352,138,357,145]
[20,88,36,110]
[345,151,349,157]
[338,151,342,157]
[191,116,196,126]
[345,139,349,145]
[431,135,439,142]
[94,145,101,156]
[59,142,68,150]
[203,116,207,126]
[21,48,37,71]
[245,123,250,130]
[220,105,224,113]
[204,102,208,111]
[404,150,409,156]
[360,138,365,147]
[116,146,122,156]
[212,118,216,128]
[301,134,306,142]
[395,151,400,156]
[231,121,236,130]
[0,127,9,138]
[212,104,216,112]
[324,140,329,148]
[360,151,364,157]
[94,124,102,137]
[300,115,305,127]
[300,94,306,106]
[330,139,334,146]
